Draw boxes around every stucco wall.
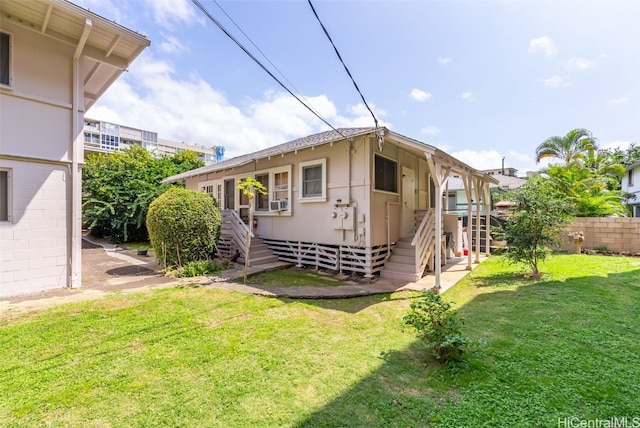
[562,217,640,253]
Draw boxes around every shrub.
[170,260,229,278]
[146,187,221,269]
[403,291,470,363]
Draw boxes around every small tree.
[146,187,221,269]
[403,291,470,363]
[236,178,267,283]
[503,178,573,278]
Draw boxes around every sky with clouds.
[79,0,639,175]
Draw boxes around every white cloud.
[565,57,595,71]
[608,97,630,104]
[87,54,381,158]
[529,36,557,56]
[542,75,569,88]
[142,0,204,28]
[409,88,432,102]
[437,57,452,65]
[420,126,442,136]
[159,34,188,54]
[462,92,476,102]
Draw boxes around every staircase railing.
[410,209,435,275]
[221,209,253,255]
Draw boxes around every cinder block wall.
[562,218,640,253]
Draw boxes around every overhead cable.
[190,0,352,142]
[307,0,381,137]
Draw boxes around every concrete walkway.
[1,236,486,314]
[189,255,485,299]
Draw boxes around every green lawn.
[1,254,639,427]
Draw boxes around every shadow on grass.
[294,265,640,427]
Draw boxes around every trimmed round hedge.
[146,187,221,268]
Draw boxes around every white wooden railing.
[221,209,253,255]
[411,209,435,274]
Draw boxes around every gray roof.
[447,173,526,191]
[164,127,375,183]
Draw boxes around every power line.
[307,0,380,134]
[211,0,302,98]
[190,0,353,142]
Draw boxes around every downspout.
[69,18,92,288]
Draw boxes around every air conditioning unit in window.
[270,199,288,211]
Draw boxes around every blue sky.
[79,0,639,175]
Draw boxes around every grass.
[1,254,639,427]
[245,267,347,287]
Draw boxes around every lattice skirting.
[261,238,391,276]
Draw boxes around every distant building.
[482,167,519,177]
[83,118,224,165]
[446,167,527,214]
[624,160,640,217]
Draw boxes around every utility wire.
[190,0,352,142]
[307,0,380,133]
[211,0,302,99]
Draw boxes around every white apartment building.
[1,0,149,297]
[83,119,224,165]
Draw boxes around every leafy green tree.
[146,187,221,269]
[535,128,597,165]
[503,178,573,278]
[237,177,267,283]
[82,146,204,242]
[600,142,640,168]
[546,164,627,217]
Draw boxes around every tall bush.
[146,187,221,269]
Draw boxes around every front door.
[224,179,235,210]
[402,167,416,237]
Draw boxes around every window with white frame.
[273,170,289,203]
[0,32,11,87]
[0,169,11,222]
[299,158,326,201]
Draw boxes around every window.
[374,155,397,193]
[300,159,326,201]
[255,173,269,211]
[629,170,634,187]
[1,32,10,86]
[274,171,288,202]
[0,169,11,222]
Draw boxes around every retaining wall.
[562,217,640,253]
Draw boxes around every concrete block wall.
[562,217,640,253]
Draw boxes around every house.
[83,118,225,165]
[624,160,640,217]
[0,0,149,297]
[444,168,526,215]
[164,127,497,286]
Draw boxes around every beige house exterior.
[165,128,497,286]
[0,0,149,296]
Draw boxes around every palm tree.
[535,128,597,165]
